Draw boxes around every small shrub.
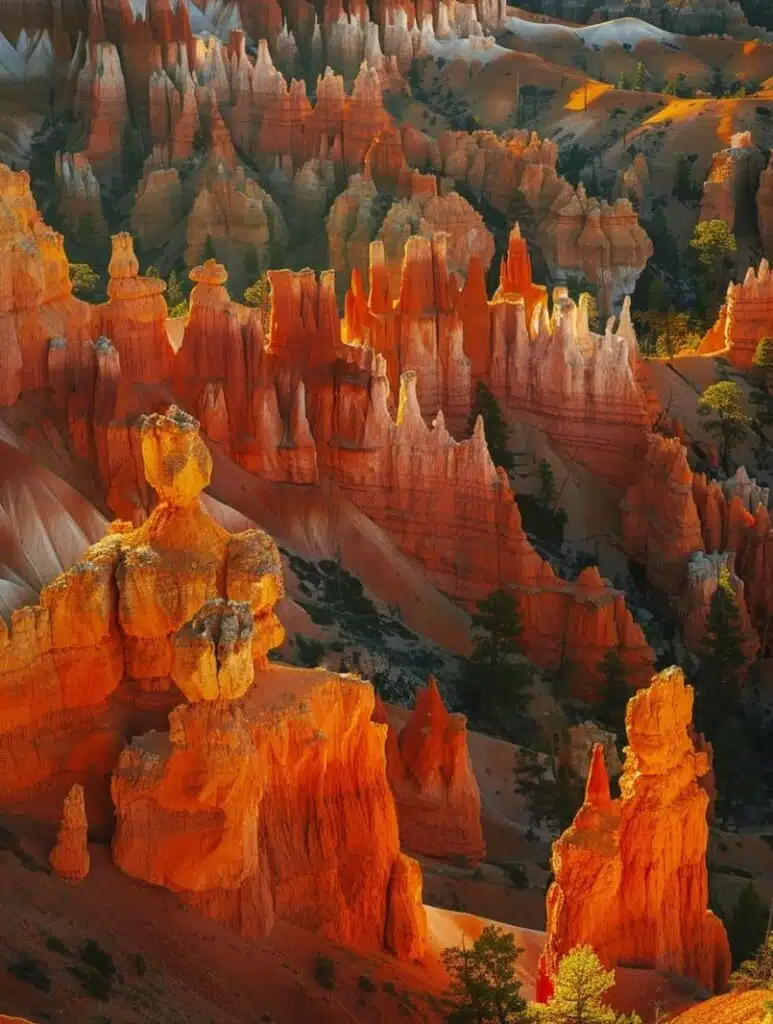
[80,939,116,978]
[133,953,147,977]
[358,974,376,993]
[383,980,397,995]
[313,953,335,990]
[8,955,51,992]
[502,861,529,889]
[68,964,111,1001]
[46,936,70,956]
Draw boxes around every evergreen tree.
[673,155,696,202]
[467,382,515,474]
[730,931,773,992]
[535,945,642,1024]
[753,337,773,383]
[697,381,749,474]
[633,62,646,91]
[165,269,189,318]
[466,589,532,735]
[244,272,272,331]
[514,747,583,834]
[696,567,746,764]
[202,234,217,262]
[442,925,530,1024]
[68,262,100,296]
[689,219,738,319]
[244,245,260,281]
[597,649,628,734]
[637,307,696,358]
[727,883,770,969]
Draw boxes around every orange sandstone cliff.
[537,667,731,1001]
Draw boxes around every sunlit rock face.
[537,668,731,1002]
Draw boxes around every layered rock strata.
[537,668,731,1000]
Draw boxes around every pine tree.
[244,245,260,281]
[244,272,272,331]
[699,566,746,736]
[467,382,515,474]
[442,925,530,1024]
[514,749,583,834]
[697,381,749,474]
[535,945,642,1024]
[598,649,628,734]
[727,883,770,969]
[466,589,532,735]
[633,62,646,91]
[202,234,217,262]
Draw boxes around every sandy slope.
[0,816,448,1024]
[0,440,107,619]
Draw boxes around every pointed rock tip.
[584,743,611,809]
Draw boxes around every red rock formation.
[699,133,765,234]
[537,667,731,1001]
[682,551,759,663]
[98,232,172,383]
[0,407,285,826]
[757,154,773,260]
[622,434,704,595]
[699,260,773,368]
[374,680,485,862]
[72,41,128,178]
[309,366,654,697]
[49,783,90,883]
[112,661,427,959]
[54,151,108,246]
[0,164,93,406]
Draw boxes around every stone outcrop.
[699,260,773,368]
[0,163,93,406]
[0,407,284,824]
[622,434,704,596]
[757,154,773,260]
[98,232,172,383]
[72,41,128,178]
[374,679,485,862]
[0,402,426,959]
[401,127,651,314]
[54,152,108,247]
[184,165,288,296]
[537,668,731,1000]
[309,365,655,697]
[682,551,759,663]
[699,133,765,234]
[49,783,90,883]
[348,229,652,486]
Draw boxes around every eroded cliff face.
[537,667,731,1000]
[374,680,485,862]
[0,166,657,704]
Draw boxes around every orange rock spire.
[538,667,731,999]
[49,783,90,883]
[381,677,485,862]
